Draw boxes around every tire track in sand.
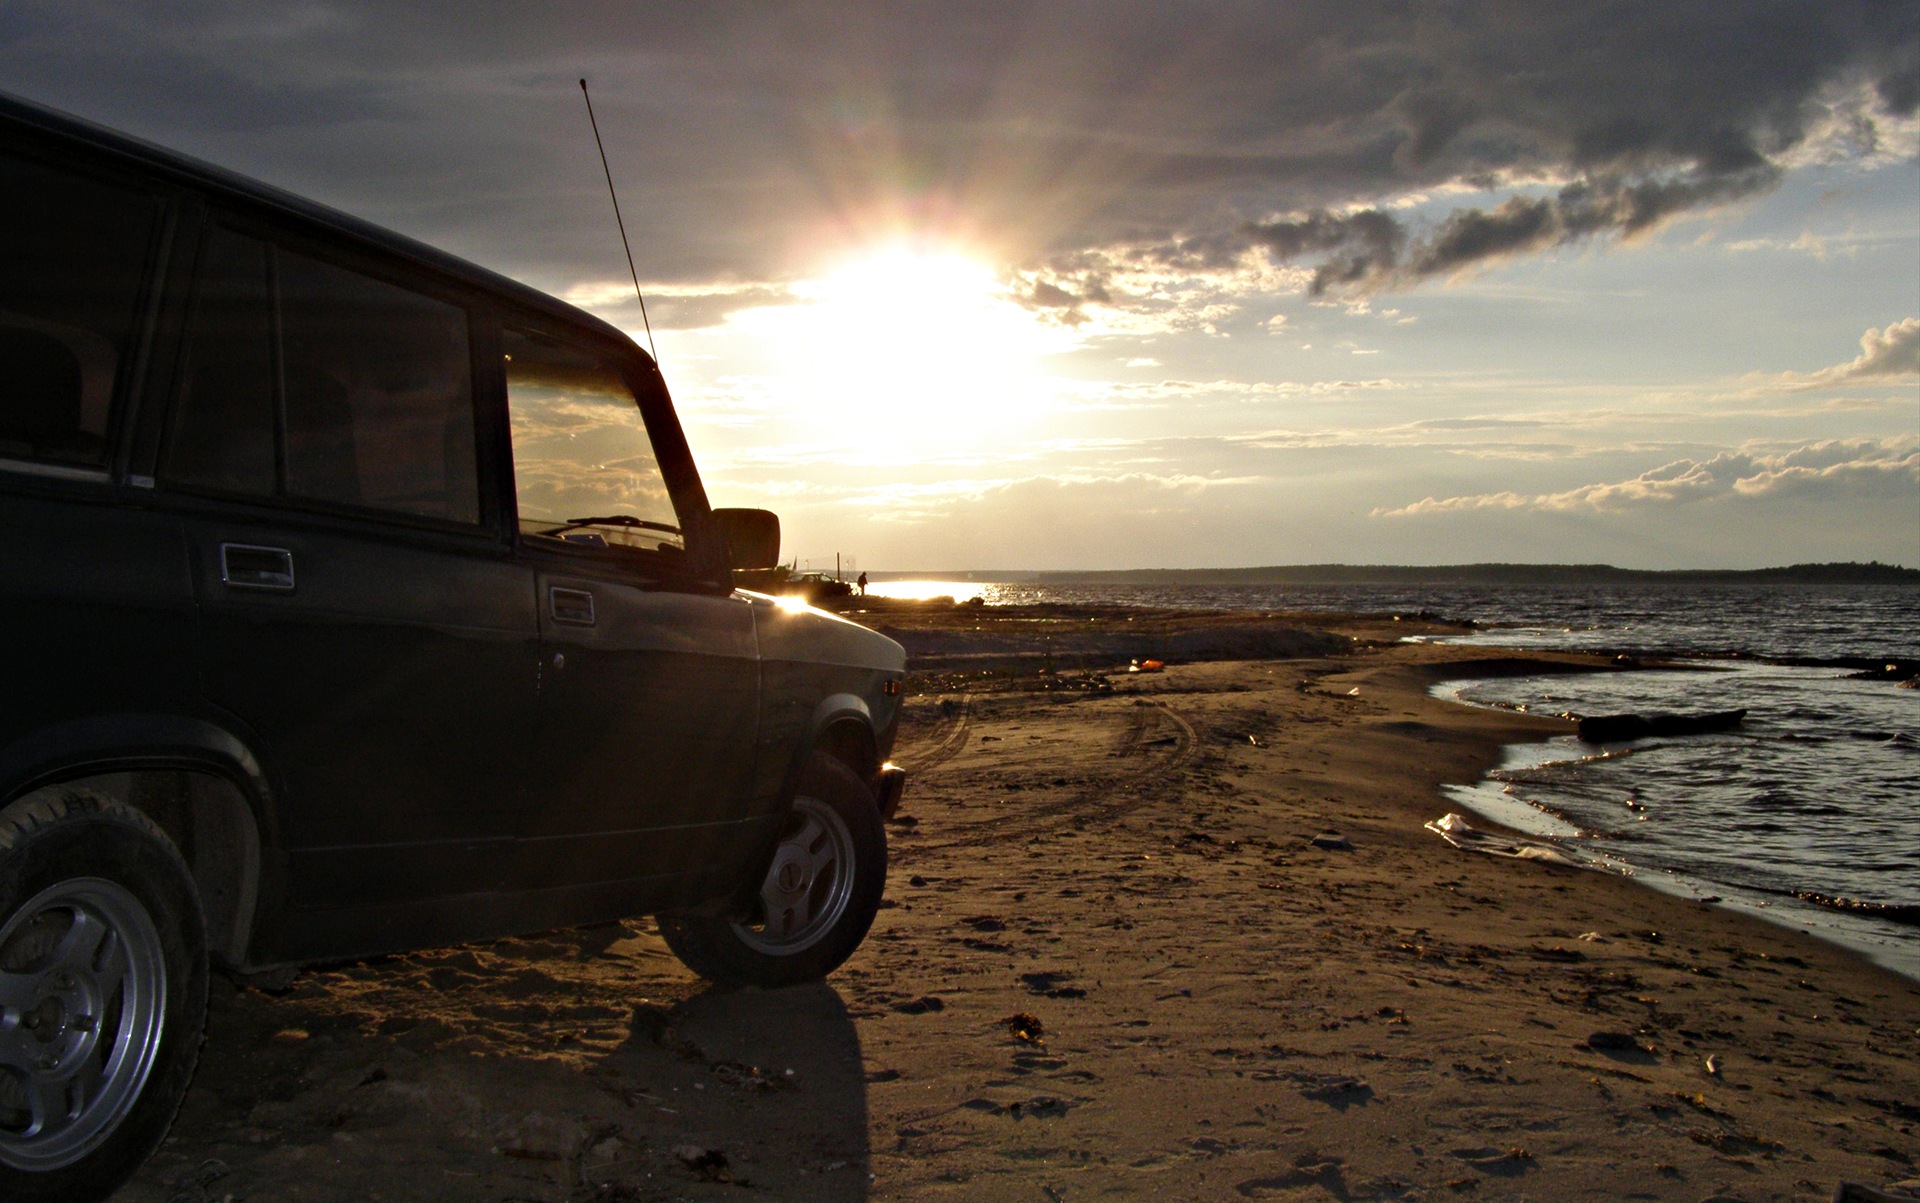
[902,693,1199,853]
[893,693,973,776]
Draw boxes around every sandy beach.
[117,604,1920,1202]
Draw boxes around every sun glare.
[729,245,1077,456]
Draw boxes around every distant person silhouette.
[857,571,868,596]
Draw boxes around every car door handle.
[549,586,596,626]
[219,543,295,592]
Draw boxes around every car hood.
[742,592,906,672]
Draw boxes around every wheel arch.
[708,695,881,921]
[0,713,275,969]
[792,692,881,792]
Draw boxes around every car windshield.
[504,329,682,553]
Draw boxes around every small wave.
[1499,748,1634,776]
[1790,891,1920,927]
[1782,707,1834,722]
[1425,813,1593,867]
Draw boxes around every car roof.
[0,89,650,366]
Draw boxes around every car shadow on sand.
[625,982,873,1199]
[116,924,871,1202]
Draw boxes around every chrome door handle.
[220,544,295,591]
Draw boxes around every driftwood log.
[1576,709,1746,743]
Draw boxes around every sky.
[5,2,1916,571]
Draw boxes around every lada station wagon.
[0,92,907,1202]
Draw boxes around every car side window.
[504,328,682,553]
[165,227,481,525]
[0,149,163,469]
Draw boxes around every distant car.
[0,92,906,1202]
[788,571,855,604]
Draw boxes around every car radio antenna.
[579,77,660,366]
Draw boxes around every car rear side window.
[165,227,481,525]
[0,150,163,469]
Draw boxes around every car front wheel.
[659,754,886,988]
[0,791,208,1203]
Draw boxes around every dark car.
[0,93,906,1202]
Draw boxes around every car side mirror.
[711,508,781,571]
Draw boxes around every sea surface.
[869,578,1920,979]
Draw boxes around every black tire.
[659,754,886,988]
[0,791,208,1203]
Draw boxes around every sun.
[728,244,1078,457]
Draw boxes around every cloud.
[562,280,796,330]
[820,469,1261,531]
[1018,275,1112,326]
[1778,317,1920,388]
[1412,417,1551,432]
[1377,437,1920,516]
[6,1,1913,296]
[1084,376,1403,403]
[1181,162,1785,295]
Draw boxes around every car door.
[502,326,762,890]
[162,222,538,911]
[0,140,204,787]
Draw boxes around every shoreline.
[1428,662,1920,983]
[116,606,1920,1202]
[870,633,1920,1198]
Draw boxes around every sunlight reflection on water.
[862,579,989,603]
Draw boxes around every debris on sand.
[1583,1031,1650,1053]
[1006,1096,1069,1119]
[1001,1013,1047,1044]
[673,1145,733,1182]
[1019,971,1087,999]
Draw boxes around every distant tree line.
[1015,562,1920,586]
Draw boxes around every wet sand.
[119,606,1920,1202]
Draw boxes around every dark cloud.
[1242,160,1784,293]
[2,1,1913,298]
[1019,275,1111,325]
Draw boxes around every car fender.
[709,691,883,919]
[0,710,282,894]
[0,712,271,804]
[0,711,281,965]
[797,691,880,780]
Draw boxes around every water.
[871,579,1919,662]
[1439,664,1918,979]
[872,577,1920,978]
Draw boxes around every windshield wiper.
[541,515,682,538]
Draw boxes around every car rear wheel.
[659,754,886,988]
[0,791,207,1203]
